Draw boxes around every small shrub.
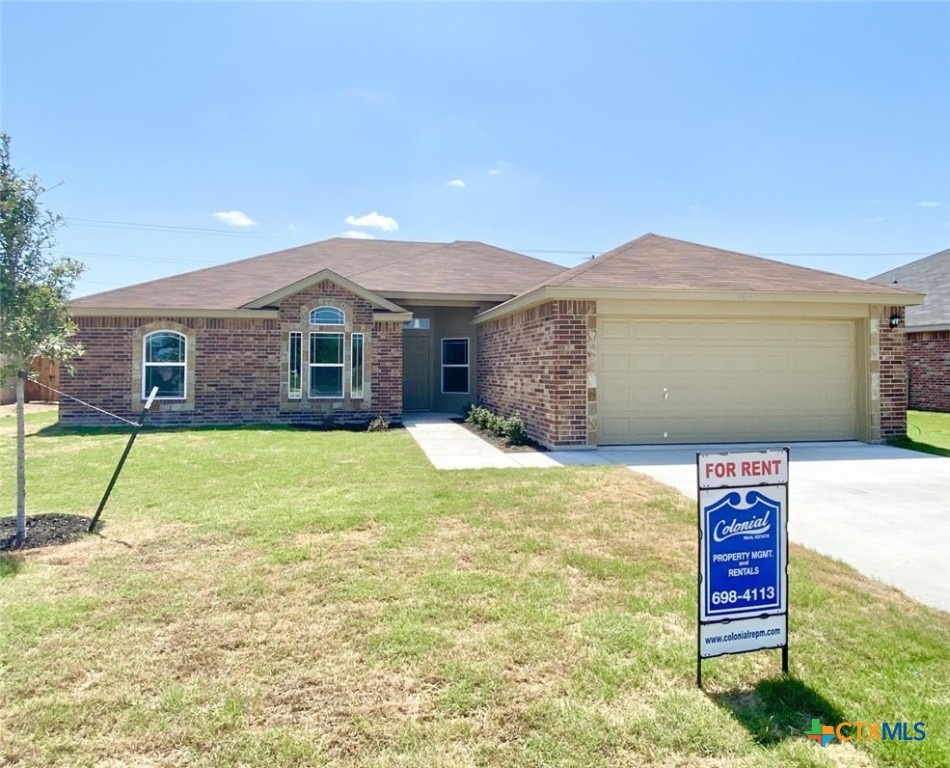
[486,412,505,436]
[465,404,483,426]
[367,416,389,432]
[466,405,530,446]
[502,414,528,446]
[467,405,493,431]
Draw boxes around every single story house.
[871,249,950,413]
[64,234,921,448]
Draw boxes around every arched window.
[143,331,186,399]
[309,306,345,325]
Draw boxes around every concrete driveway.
[568,442,950,613]
[404,418,949,612]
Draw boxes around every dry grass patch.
[1,414,947,767]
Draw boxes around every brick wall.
[372,321,403,422]
[906,330,950,412]
[872,306,908,439]
[477,300,596,448]
[61,280,405,427]
[59,315,282,426]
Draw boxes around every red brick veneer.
[60,280,403,427]
[477,300,595,448]
[877,306,908,438]
[906,330,950,412]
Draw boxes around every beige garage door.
[597,318,858,444]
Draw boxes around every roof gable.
[542,234,920,295]
[244,268,408,313]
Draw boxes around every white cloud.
[488,161,510,176]
[860,216,885,224]
[212,210,257,227]
[340,230,375,239]
[446,179,466,188]
[918,201,943,208]
[344,211,399,232]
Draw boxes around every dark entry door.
[403,334,431,411]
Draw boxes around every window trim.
[441,337,470,395]
[351,332,365,400]
[403,318,431,330]
[309,306,345,326]
[309,331,345,399]
[142,330,187,400]
[288,331,302,399]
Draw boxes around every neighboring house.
[871,249,950,413]
[64,234,921,448]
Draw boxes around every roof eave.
[906,322,950,333]
[69,307,280,319]
[473,287,926,324]
[377,290,515,305]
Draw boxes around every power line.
[60,250,222,266]
[65,217,271,238]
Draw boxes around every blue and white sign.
[700,486,786,621]
[696,449,789,675]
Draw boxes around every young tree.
[0,133,83,543]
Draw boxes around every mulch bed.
[450,418,548,453]
[1,514,92,551]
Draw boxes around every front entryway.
[403,332,431,411]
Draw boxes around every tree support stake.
[88,387,158,533]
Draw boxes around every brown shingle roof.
[71,238,567,310]
[542,233,918,295]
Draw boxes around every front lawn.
[889,410,950,456]
[1,412,947,767]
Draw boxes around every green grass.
[888,410,950,456]
[1,411,948,767]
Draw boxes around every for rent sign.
[697,449,789,686]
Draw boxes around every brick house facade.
[64,235,922,445]
[61,277,403,427]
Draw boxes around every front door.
[403,333,431,411]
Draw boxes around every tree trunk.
[16,370,27,543]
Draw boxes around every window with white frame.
[309,306,345,325]
[310,332,344,398]
[143,331,186,399]
[441,338,469,394]
[351,333,365,399]
[288,332,302,399]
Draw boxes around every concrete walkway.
[404,415,950,613]
[403,414,565,469]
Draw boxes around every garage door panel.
[597,318,858,444]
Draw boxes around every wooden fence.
[25,358,59,402]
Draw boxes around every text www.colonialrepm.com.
[703,626,782,646]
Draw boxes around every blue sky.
[3,2,948,299]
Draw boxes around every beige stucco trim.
[244,268,409,313]
[473,286,925,324]
[906,323,950,333]
[70,307,280,319]
[374,311,413,324]
[596,299,873,319]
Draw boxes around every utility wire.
[66,217,271,238]
[25,378,138,426]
